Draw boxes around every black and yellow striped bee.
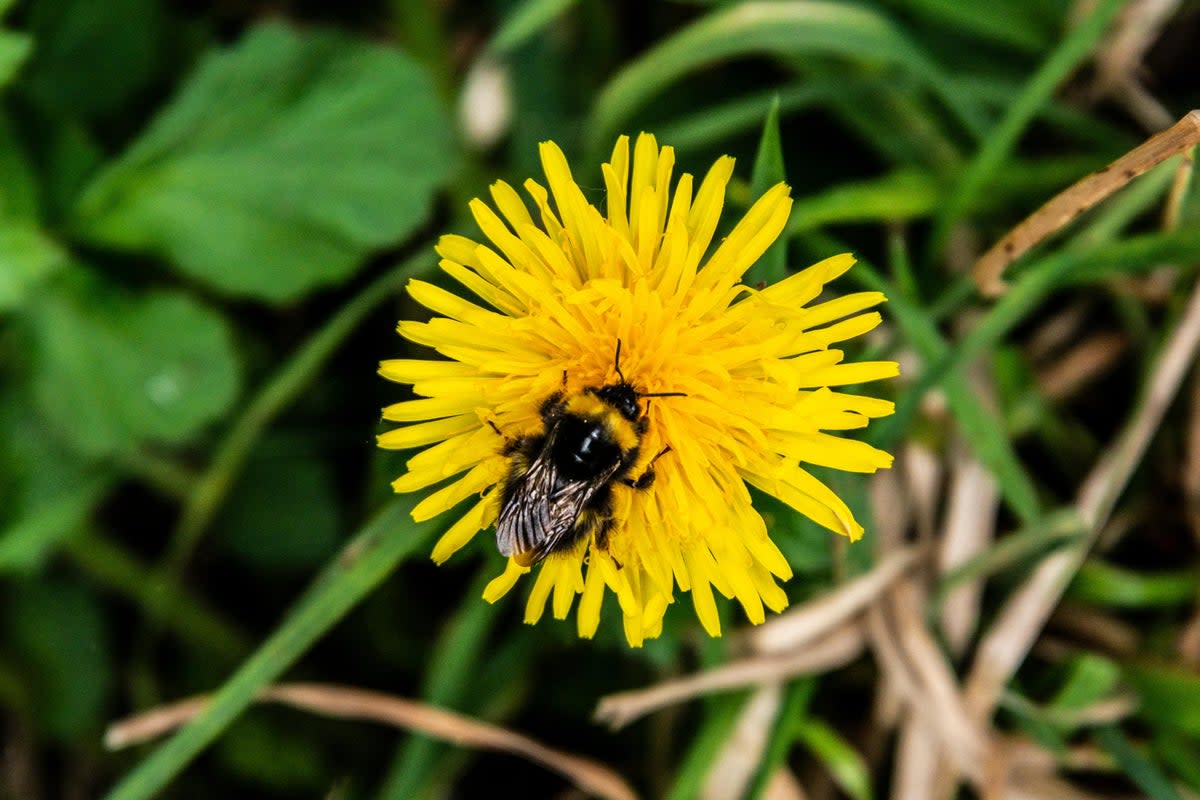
[492,342,683,567]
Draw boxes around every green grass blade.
[103,498,438,800]
[376,567,507,800]
[656,81,843,151]
[587,1,970,157]
[936,509,1084,600]
[746,96,787,286]
[1094,724,1184,800]
[167,251,436,574]
[1068,561,1200,609]
[887,0,1049,51]
[666,692,749,800]
[802,233,1043,524]
[794,717,873,800]
[747,679,816,799]
[927,0,1127,261]
[878,230,1200,466]
[490,0,578,55]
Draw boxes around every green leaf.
[656,81,842,152]
[0,113,41,219]
[73,22,457,301]
[1094,724,1183,800]
[588,1,975,156]
[0,30,32,88]
[748,679,816,799]
[377,568,508,800]
[794,718,873,800]
[0,388,111,572]
[23,0,171,118]
[745,96,786,286]
[786,169,941,234]
[27,276,241,458]
[927,0,1127,259]
[1127,664,1200,737]
[872,229,1200,485]
[802,234,1043,525]
[1050,653,1121,712]
[4,578,112,739]
[666,693,751,800]
[1154,735,1200,795]
[0,476,109,571]
[0,221,67,312]
[103,497,438,800]
[216,716,326,791]
[216,453,341,573]
[491,0,579,55]
[1068,561,1200,609]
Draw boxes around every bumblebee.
[492,342,683,567]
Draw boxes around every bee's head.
[595,382,642,422]
[600,339,686,421]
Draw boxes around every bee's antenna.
[614,339,626,384]
[614,337,687,398]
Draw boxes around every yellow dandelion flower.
[379,133,898,647]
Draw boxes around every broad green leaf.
[103,498,438,800]
[216,453,341,572]
[27,275,240,458]
[23,0,171,118]
[0,115,66,310]
[4,578,112,739]
[0,30,31,88]
[0,388,109,572]
[0,220,66,312]
[491,0,578,55]
[0,476,108,571]
[0,113,40,218]
[73,22,457,301]
[588,1,975,156]
[745,96,786,286]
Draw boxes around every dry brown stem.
[973,111,1200,295]
[594,624,864,730]
[106,683,638,800]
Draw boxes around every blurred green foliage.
[0,0,1198,798]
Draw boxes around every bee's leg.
[486,418,527,457]
[593,516,614,552]
[539,391,566,423]
[623,446,671,490]
[593,518,623,569]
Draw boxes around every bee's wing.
[496,447,615,566]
